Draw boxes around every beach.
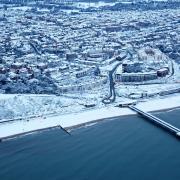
[0,94,180,140]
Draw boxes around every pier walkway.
[129,105,180,137]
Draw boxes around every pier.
[129,105,180,137]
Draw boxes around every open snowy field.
[0,94,87,120]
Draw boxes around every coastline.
[0,94,180,141]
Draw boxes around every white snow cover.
[0,94,180,140]
[0,94,81,119]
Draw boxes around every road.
[102,54,127,104]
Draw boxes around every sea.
[0,109,180,180]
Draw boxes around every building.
[115,72,157,82]
[157,68,169,77]
[122,61,143,73]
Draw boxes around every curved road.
[102,54,127,104]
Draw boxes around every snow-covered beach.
[0,94,180,141]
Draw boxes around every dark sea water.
[0,109,180,180]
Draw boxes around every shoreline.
[0,94,180,141]
[67,106,180,131]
